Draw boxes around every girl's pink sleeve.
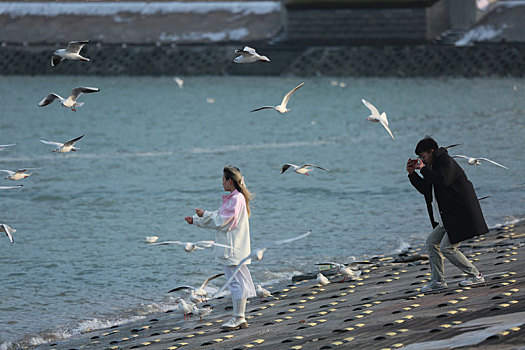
[220,195,245,230]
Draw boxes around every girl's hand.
[195,208,204,217]
[184,216,193,224]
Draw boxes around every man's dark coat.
[408,147,488,244]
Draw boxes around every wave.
[488,216,524,229]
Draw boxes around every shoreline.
[22,218,525,350]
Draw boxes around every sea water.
[0,76,524,348]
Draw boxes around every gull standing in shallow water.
[38,86,100,111]
[213,230,312,297]
[151,240,237,253]
[452,155,509,169]
[250,82,304,114]
[234,46,270,63]
[0,169,35,181]
[281,163,330,176]
[51,40,90,67]
[1,224,16,243]
[40,135,84,153]
[361,99,395,140]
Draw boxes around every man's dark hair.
[415,135,438,155]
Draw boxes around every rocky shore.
[33,220,525,350]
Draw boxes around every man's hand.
[184,216,193,224]
[406,159,416,174]
[195,208,204,217]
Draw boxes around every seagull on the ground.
[213,230,312,297]
[174,298,193,320]
[0,185,23,190]
[361,99,394,140]
[234,46,270,63]
[0,144,15,151]
[38,86,100,111]
[316,261,370,282]
[151,240,237,253]
[250,82,304,114]
[452,155,508,169]
[0,169,35,181]
[281,163,330,176]
[1,224,16,243]
[168,273,225,301]
[316,273,330,286]
[173,77,184,89]
[192,304,213,321]
[40,135,84,153]
[255,285,271,301]
[51,40,90,67]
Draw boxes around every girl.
[184,165,256,330]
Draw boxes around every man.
[407,136,488,292]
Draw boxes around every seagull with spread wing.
[38,86,99,111]
[168,273,225,302]
[0,185,23,190]
[250,82,304,114]
[151,240,237,253]
[234,46,270,63]
[1,224,16,243]
[281,163,330,176]
[40,135,84,153]
[361,99,394,140]
[0,144,15,151]
[452,155,508,169]
[51,40,90,67]
[0,168,35,181]
[213,230,312,297]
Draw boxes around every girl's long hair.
[223,165,252,217]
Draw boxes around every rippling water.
[0,76,524,348]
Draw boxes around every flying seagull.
[444,143,463,150]
[40,135,84,153]
[151,240,237,253]
[38,86,99,111]
[0,144,15,151]
[1,224,16,243]
[281,163,330,176]
[51,40,90,67]
[0,185,23,190]
[234,46,270,63]
[0,169,35,181]
[452,155,508,169]
[168,273,225,301]
[213,230,312,297]
[251,82,304,114]
[361,99,394,140]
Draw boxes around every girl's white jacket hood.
[192,189,251,266]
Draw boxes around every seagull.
[40,135,84,153]
[281,163,330,176]
[168,273,225,301]
[51,40,90,67]
[361,99,394,140]
[151,240,237,253]
[316,273,330,286]
[0,185,23,190]
[145,236,159,243]
[234,46,270,63]
[255,285,271,301]
[0,169,35,181]
[0,144,15,151]
[173,77,184,89]
[315,262,369,282]
[213,230,312,297]
[174,298,193,320]
[1,224,15,243]
[444,143,463,150]
[38,86,100,111]
[192,304,213,321]
[452,155,508,169]
[250,82,304,114]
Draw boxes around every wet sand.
[38,222,525,350]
